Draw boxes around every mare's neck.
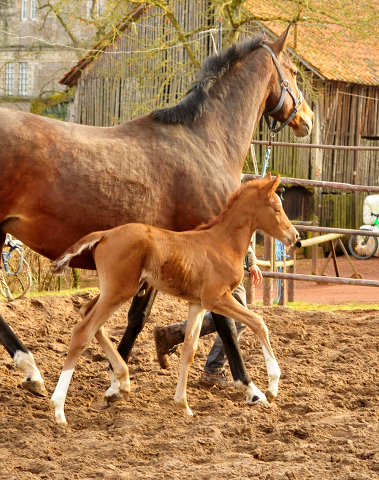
[195,48,272,172]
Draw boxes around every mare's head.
[255,173,299,246]
[263,26,314,137]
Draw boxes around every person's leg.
[154,311,217,368]
[154,281,249,383]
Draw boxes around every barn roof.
[60,1,379,87]
[248,1,379,85]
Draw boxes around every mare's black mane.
[151,32,266,124]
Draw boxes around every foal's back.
[93,223,241,305]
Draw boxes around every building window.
[87,0,105,18]
[19,63,28,96]
[21,0,28,21]
[5,63,16,96]
[30,0,37,20]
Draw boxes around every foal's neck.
[211,187,259,258]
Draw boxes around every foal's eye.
[274,208,281,213]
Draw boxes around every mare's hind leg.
[0,233,46,396]
[211,313,267,405]
[116,283,157,363]
[174,303,205,416]
[210,294,280,404]
[0,314,47,396]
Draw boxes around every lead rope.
[260,131,276,178]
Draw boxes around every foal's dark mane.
[151,32,267,124]
[194,179,260,231]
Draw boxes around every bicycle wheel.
[348,234,378,260]
[0,248,33,301]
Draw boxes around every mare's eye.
[274,208,280,213]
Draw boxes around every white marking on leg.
[51,369,74,425]
[234,379,268,405]
[106,369,120,397]
[105,368,131,399]
[261,344,281,400]
[13,350,44,384]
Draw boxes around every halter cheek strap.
[262,44,303,135]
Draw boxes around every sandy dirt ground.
[0,257,379,480]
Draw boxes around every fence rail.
[243,174,379,193]
[262,272,379,287]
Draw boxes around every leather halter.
[262,44,303,135]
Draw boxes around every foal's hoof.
[174,402,193,417]
[22,379,48,397]
[105,390,129,404]
[246,392,268,406]
[265,390,277,404]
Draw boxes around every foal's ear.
[263,174,281,198]
[271,24,292,56]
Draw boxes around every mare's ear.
[271,24,292,56]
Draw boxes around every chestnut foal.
[51,174,299,424]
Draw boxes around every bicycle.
[0,236,33,301]
[348,213,379,260]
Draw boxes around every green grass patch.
[283,301,379,311]
[253,300,379,311]
[27,287,100,298]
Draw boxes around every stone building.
[0,0,99,113]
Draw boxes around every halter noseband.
[262,44,303,135]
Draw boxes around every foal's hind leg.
[51,296,128,424]
[95,326,130,403]
[174,303,205,416]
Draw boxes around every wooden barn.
[60,2,379,231]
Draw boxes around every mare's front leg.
[174,303,205,416]
[212,313,268,405]
[0,313,47,397]
[116,283,157,363]
[211,295,280,404]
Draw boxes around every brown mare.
[0,27,313,399]
[51,174,299,424]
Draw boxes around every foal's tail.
[52,231,105,275]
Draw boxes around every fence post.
[263,234,273,306]
[288,245,296,302]
[278,251,287,306]
[311,218,319,275]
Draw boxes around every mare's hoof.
[105,390,129,404]
[22,379,48,397]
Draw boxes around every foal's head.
[255,174,299,246]
[263,27,314,137]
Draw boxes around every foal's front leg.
[211,313,268,405]
[174,303,205,416]
[212,294,280,404]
